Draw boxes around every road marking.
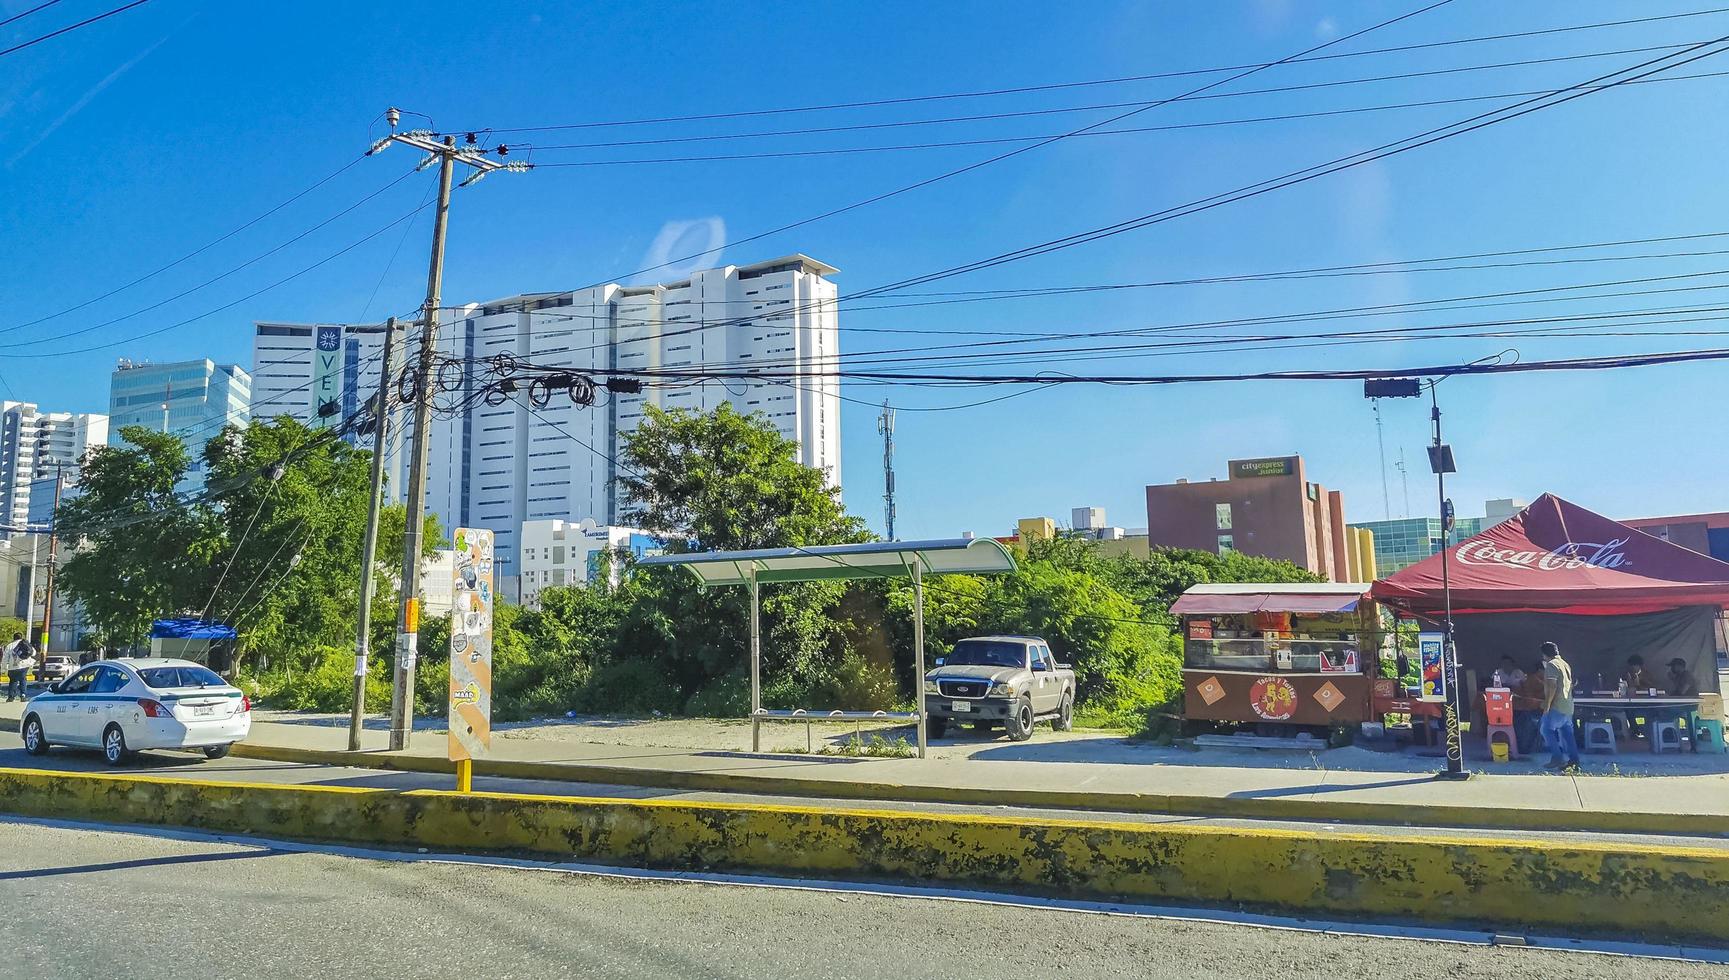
[2,813,1724,966]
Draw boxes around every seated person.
[1666,657,1700,698]
[1621,654,1650,693]
[1512,662,1547,755]
[1494,655,1526,689]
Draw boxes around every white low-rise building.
[519,519,660,607]
[419,549,457,619]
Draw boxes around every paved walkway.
[240,713,1729,824]
[5,700,1726,828]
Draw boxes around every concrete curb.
[2,765,1727,946]
[230,740,1729,838]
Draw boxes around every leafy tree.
[618,403,865,551]
[57,427,220,649]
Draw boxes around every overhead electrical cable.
[0,0,151,60]
[467,5,1729,133]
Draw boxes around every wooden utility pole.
[349,317,399,751]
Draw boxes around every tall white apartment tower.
[427,255,842,595]
[0,403,108,530]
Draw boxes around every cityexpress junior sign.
[1231,457,1295,479]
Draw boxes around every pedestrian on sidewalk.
[1538,641,1581,770]
[3,632,35,702]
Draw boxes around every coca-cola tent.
[1372,494,1729,694]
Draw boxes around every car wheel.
[203,744,232,760]
[1055,693,1074,732]
[21,715,48,756]
[102,724,131,765]
[1007,697,1035,742]
[925,717,947,740]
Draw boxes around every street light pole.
[1429,388,1467,781]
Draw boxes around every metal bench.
[751,708,919,753]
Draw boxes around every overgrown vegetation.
[110,405,1315,734]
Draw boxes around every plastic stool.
[1485,723,1518,761]
[1579,720,1617,754]
[1689,714,1727,755]
[1647,717,1683,754]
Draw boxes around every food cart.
[1173,583,1387,731]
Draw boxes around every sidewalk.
[233,712,1729,836]
[6,700,1727,834]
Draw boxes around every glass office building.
[1349,515,1486,575]
[108,359,252,491]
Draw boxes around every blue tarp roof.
[150,618,237,640]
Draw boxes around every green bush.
[577,658,683,715]
[259,646,391,713]
[684,669,750,717]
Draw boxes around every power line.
[544,0,1457,294]
[0,167,423,345]
[0,0,151,60]
[523,42,1718,155]
[530,68,1729,167]
[4,154,370,336]
[0,203,433,360]
[747,35,1729,332]
[466,5,1729,134]
[0,0,67,30]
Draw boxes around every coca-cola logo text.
[1455,538,1632,571]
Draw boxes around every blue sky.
[2,0,1726,538]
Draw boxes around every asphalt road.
[3,742,1726,853]
[1,819,1718,980]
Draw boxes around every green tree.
[613,404,873,711]
[57,427,220,649]
[618,403,865,551]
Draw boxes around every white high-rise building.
[429,255,841,595]
[0,403,108,531]
[256,255,843,597]
[250,322,394,432]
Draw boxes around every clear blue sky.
[2,0,1726,538]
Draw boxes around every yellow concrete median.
[231,740,1729,838]
[1,765,1727,945]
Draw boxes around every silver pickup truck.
[922,635,1076,741]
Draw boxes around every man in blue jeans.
[1539,641,1581,770]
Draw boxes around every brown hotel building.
[1144,455,1352,581]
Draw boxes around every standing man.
[3,632,34,702]
[1539,641,1581,771]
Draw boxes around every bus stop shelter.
[634,537,1017,757]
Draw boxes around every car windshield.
[945,641,1028,669]
[139,666,226,689]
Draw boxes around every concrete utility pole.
[39,462,62,653]
[877,401,896,541]
[349,317,399,751]
[370,111,528,751]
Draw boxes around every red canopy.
[1371,494,1729,615]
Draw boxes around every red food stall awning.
[1370,494,1729,615]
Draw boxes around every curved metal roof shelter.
[634,537,1018,758]
[634,537,1016,586]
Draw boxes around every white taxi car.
[20,658,251,764]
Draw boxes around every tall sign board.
[311,326,344,430]
[448,527,494,762]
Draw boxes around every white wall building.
[418,549,457,619]
[519,519,660,607]
[425,254,841,593]
[0,403,107,531]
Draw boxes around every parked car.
[36,654,75,685]
[922,635,1076,741]
[19,658,250,764]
